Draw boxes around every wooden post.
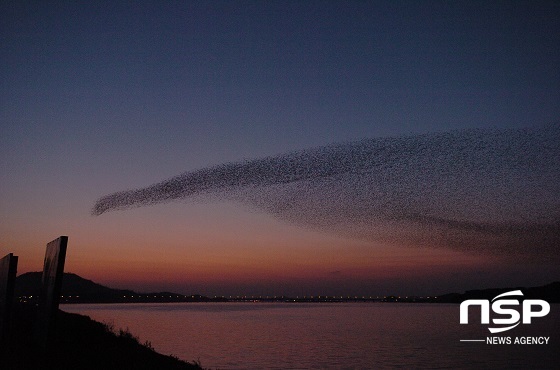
[35,236,68,350]
[0,253,18,343]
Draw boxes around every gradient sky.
[1,1,559,297]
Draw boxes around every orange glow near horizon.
[58,235,494,296]
[5,201,555,297]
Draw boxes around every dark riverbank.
[3,303,202,370]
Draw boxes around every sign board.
[36,236,68,348]
[0,253,18,342]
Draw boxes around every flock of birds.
[93,125,559,259]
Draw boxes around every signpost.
[35,236,68,350]
[0,253,18,343]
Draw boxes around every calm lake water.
[61,302,559,369]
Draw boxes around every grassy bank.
[3,303,202,370]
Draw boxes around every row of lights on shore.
[223,295,437,299]
[20,294,437,300]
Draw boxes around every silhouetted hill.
[16,272,559,304]
[16,272,136,302]
[434,281,560,303]
[15,272,223,303]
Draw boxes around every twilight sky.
[1,1,559,296]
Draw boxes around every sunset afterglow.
[2,1,559,297]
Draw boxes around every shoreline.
[17,272,560,305]
[4,303,202,370]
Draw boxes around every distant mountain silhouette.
[15,272,559,303]
[15,272,220,303]
[434,281,560,303]
[16,272,135,303]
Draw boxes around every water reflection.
[62,303,559,369]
